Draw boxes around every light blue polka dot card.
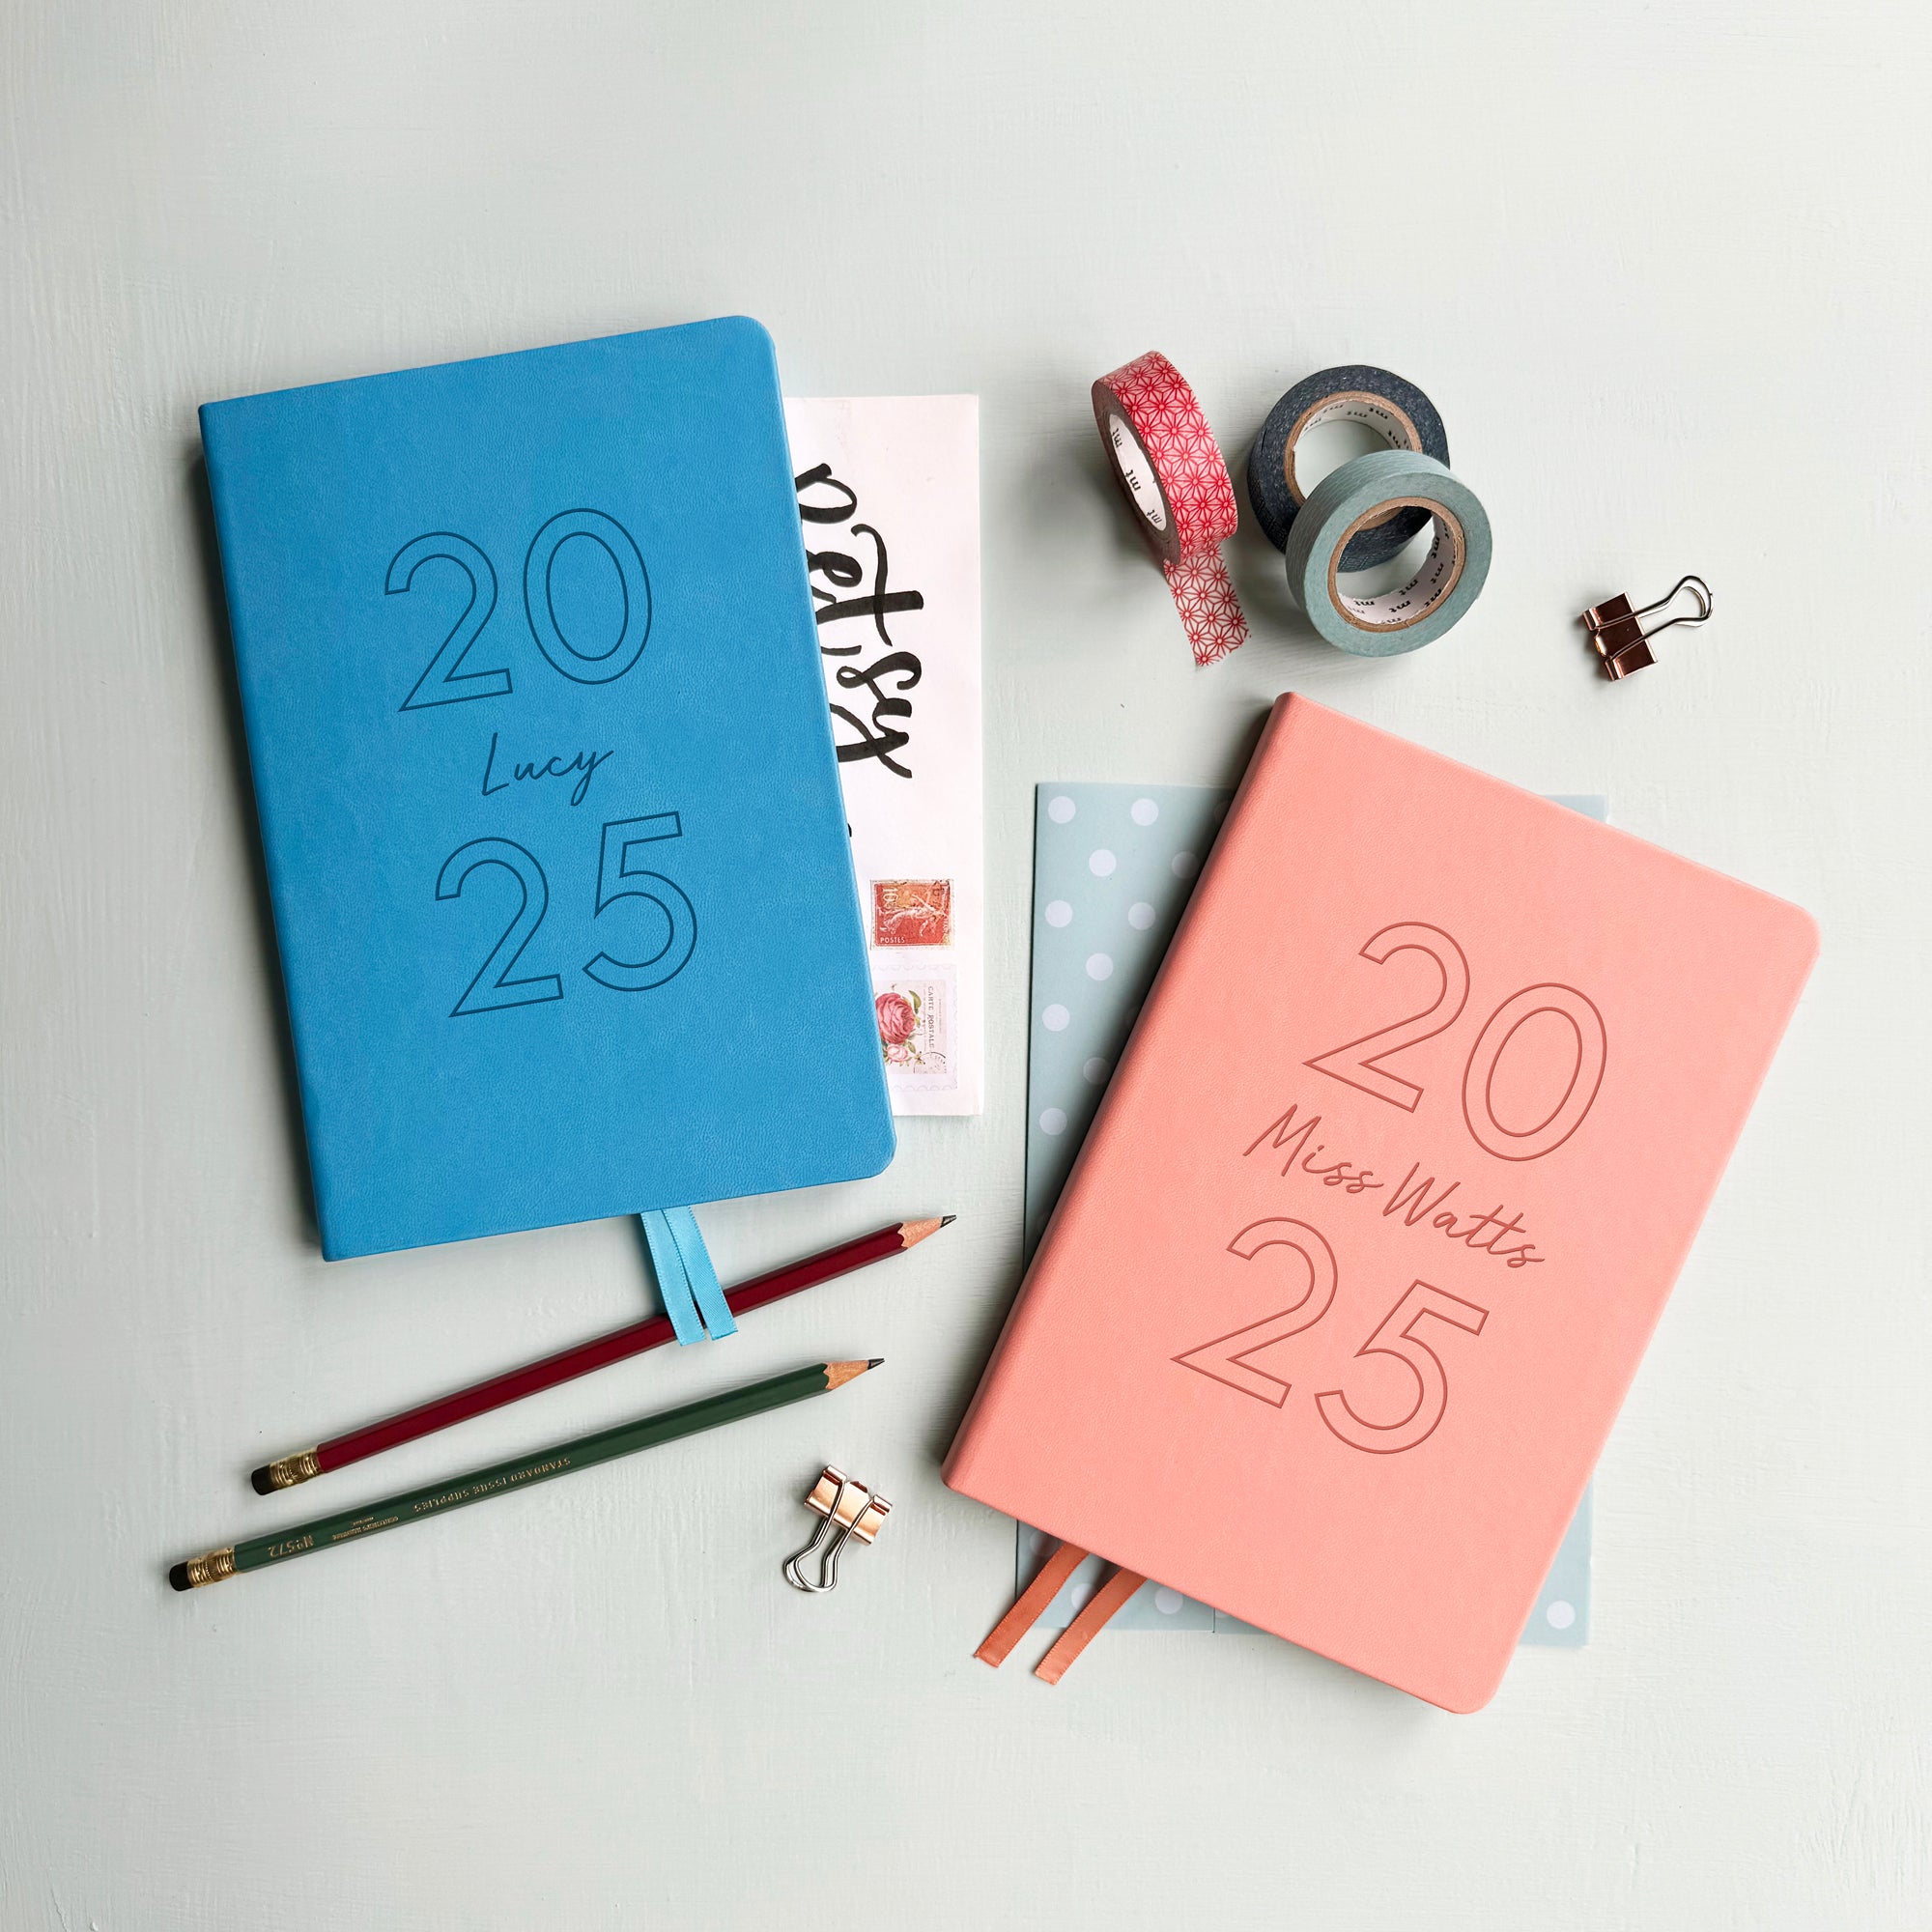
[1017,781,1597,1647]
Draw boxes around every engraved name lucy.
[479,729,613,808]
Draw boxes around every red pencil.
[250,1217,952,1493]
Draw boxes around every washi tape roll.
[1092,353,1248,667]
[1282,449,1491,656]
[1248,366,1450,568]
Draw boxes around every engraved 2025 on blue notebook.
[201,318,894,1260]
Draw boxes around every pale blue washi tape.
[640,1207,736,1344]
[1282,448,1491,655]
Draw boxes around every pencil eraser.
[168,1563,192,1592]
[249,1465,275,1495]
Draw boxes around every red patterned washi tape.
[1092,353,1248,666]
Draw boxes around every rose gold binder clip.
[1581,574,1712,679]
[783,1465,891,1593]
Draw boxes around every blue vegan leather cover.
[201,318,894,1260]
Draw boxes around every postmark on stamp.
[872,878,953,949]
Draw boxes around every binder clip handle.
[783,1465,892,1594]
[1581,574,1712,679]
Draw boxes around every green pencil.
[170,1358,880,1591]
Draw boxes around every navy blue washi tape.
[1247,366,1450,568]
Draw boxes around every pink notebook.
[946,696,1817,1710]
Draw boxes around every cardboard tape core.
[1285,391,1423,508]
[1107,412,1169,534]
[1329,500,1467,631]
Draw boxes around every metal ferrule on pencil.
[179,1548,237,1589]
[261,1449,321,1491]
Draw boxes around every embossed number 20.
[386,511,653,711]
[1174,1218,1488,1454]
[1305,923,1608,1162]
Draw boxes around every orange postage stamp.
[871,879,952,948]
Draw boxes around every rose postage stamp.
[873,969,956,1092]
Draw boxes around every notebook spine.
[945,696,1306,1493]
[197,406,337,1252]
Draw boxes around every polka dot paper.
[1018,782,1602,1645]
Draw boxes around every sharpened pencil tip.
[825,1358,883,1389]
[899,1215,954,1249]
[867,1357,884,1369]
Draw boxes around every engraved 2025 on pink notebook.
[945,696,1818,1711]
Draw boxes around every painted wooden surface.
[2,3,1926,1924]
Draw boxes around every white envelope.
[784,396,985,1117]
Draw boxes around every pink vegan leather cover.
[945,696,1817,1711]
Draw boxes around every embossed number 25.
[1174,1217,1488,1454]
[435,814,697,1018]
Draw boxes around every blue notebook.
[201,318,894,1260]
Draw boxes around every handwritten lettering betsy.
[796,463,924,778]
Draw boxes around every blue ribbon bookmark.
[640,1207,736,1345]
